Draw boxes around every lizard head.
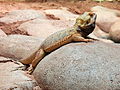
[74,12,97,36]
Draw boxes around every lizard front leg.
[72,34,94,42]
[28,49,45,74]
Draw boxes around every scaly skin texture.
[20,12,97,74]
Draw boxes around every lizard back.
[41,28,77,52]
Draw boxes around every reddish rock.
[109,20,120,42]
[0,35,43,60]
[91,6,120,33]
[18,19,74,38]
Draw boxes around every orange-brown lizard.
[20,12,97,74]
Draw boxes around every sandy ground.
[0,1,120,15]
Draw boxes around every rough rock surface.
[91,6,120,33]
[109,20,120,43]
[18,19,74,38]
[0,56,38,90]
[33,41,120,90]
[0,29,7,36]
[44,9,79,21]
[0,35,44,60]
[0,10,46,24]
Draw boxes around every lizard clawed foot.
[84,39,94,42]
[27,65,34,74]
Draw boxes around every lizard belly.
[44,36,72,52]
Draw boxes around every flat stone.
[33,41,120,90]
[0,10,46,24]
[0,35,43,60]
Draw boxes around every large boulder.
[0,35,43,60]
[0,56,39,90]
[91,6,120,33]
[33,41,120,90]
[18,19,74,38]
[109,20,120,43]
[0,10,46,24]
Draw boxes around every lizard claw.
[27,65,34,74]
[84,39,94,42]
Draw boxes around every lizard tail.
[20,51,37,65]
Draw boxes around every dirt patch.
[46,14,60,20]
[31,1,120,14]
[0,20,30,35]
[62,1,120,14]
[0,1,120,15]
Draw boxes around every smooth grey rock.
[33,41,120,90]
[0,10,46,24]
[0,35,44,60]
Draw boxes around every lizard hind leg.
[28,49,45,74]
[20,51,37,65]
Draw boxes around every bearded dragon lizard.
[20,12,97,74]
